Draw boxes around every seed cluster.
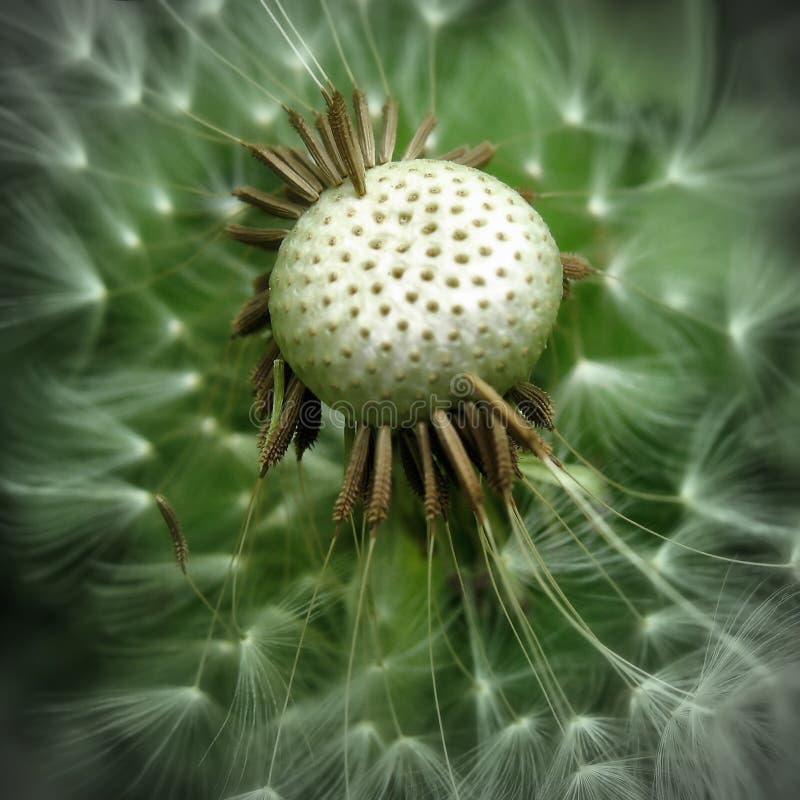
[269,159,563,419]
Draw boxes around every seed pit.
[425,247,441,258]
[397,319,409,331]
[455,254,469,264]
[371,283,384,294]
[405,291,418,303]
[420,268,434,280]
[426,300,439,312]
[391,267,405,279]
[453,230,467,241]
[422,223,438,235]
[445,277,460,288]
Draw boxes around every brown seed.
[403,112,437,160]
[274,145,325,193]
[353,88,376,169]
[259,376,306,475]
[245,143,320,203]
[332,425,372,523]
[414,420,447,520]
[465,374,552,460]
[367,426,393,530]
[225,224,289,251]
[315,112,347,178]
[378,97,398,164]
[560,252,594,281]
[284,107,341,187]
[232,186,306,219]
[327,91,367,197]
[431,409,483,516]
[231,291,270,338]
[155,494,188,574]
[436,145,469,162]
[453,140,496,169]
[509,382,555,430]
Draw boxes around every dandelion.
[2,1,799,799]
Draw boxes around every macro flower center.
[269,159,563,422]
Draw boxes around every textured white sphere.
[269,159,562,421]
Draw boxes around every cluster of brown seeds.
[227,84,591,531]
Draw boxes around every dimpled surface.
[269,159,562,421]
